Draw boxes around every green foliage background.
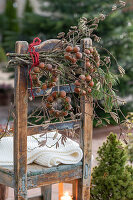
[0,0,133,120]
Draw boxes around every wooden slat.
[78,38,93,200]
[0,165,14,176]
[28,84,75,97]
[0,163,82,190]
[72,180,78,200]
[34,39,61,52]
[28,196,42,200]
[0,162,82,177]
[0,170,14,188]
[27,164,82,190]
[27,120,80,136]
[77,179,82,200]
[0,184,6,200]
[14,41,28,200]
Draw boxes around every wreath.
[31,62,59,90]
[46,91,72,118]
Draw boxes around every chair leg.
[41,185,52,200]
[0,184,6,200]
[14,188,27,200]
[77,179,90,200]
[72,180,78,200]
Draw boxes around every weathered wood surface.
[0,162,82,189]
[28,120,81,136]
[29,84,75,97]
[0,162,82,190]
[77,179,83,200]
[27,163,82,190]
[34,39,61,52]
[0,170,14,188]
[81,98,93,200]
[78,38,93,200]
[72,180,78,200]
[0,162,82,175]
[28,196,42,200]
[0,184,7,200]
[0,165,14,176]
[14,41,29,200]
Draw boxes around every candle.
[61,192,72,200]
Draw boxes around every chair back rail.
[34,39,62,52]
[27,119,81,136]
[28,84,75,97]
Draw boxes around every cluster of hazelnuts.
[84,46,100,72]
[74,74,94,96]
[46,91,72,118]
[31,62,59,90]
[73,46,100,96]
[64,45,82,64]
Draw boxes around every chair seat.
[0,162,82,189]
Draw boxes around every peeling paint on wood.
[34,39,62,52]
[27,165,82,190]
[28,120,81,136]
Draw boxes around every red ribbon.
[28,37,41,99]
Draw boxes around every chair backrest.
[15,39,82,138]
[13,38,93,196]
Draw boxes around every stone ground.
[0,106,120,199]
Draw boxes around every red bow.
[28,37,41,99]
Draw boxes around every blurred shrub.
[91,133,133,200]
[0,47,7,62]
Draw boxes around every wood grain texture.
[0,162,82,177]
[28,196,42,200]
[27,165,82,190]
[72,180,78,200]
[28,120,81,136]
[0,162,82,191]
[77,178,82,200]
[78,38,93,200]
[34,39,62,52]
[0,170,14,188]
[14,41,29,200]
[0,184,7,200]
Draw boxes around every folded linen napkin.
[0,132,83,167]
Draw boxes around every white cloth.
[0,132,83,167]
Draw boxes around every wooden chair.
[0,184,6,200]
[0,38,93,200]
